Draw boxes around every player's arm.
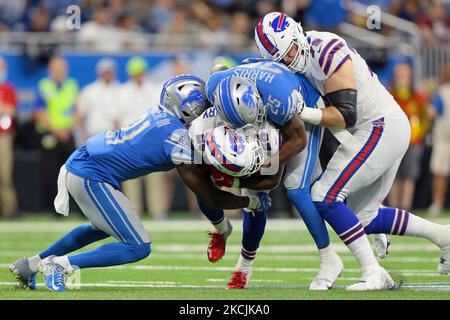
[239,165,285,190]
[177,163,251,210]
[211,164,285,191]
[300,59,357,129]
[271,113,307,166]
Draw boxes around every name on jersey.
[232,68,276,84]
[202,108,218,119]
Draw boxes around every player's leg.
[284,124,342,290]
[198,199,233,263]
[227,209,266,289]
[40,174,151,291]
[312,116,409,290]
[357,161,450,274]
[227,189,267,289]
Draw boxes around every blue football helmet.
[213,76,266,128]
[160,74,210,125]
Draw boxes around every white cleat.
[346,265,395,291]
[372,234,390,259]
[438,244,450,275]
[309,251,344,291]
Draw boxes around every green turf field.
[1,213,450,300]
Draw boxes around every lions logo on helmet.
[214,76,266,128]
[159,74,210,125]
[205,125,264,177]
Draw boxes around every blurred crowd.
[0,0,449,51]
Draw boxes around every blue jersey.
[66,110,192,189]
[206,60,320,127]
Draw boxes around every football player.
[254,12,450,290]
[189,106,283,289]
[9,75,271,292]
[204,60,356,290]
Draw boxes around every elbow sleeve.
[324,89,357,128]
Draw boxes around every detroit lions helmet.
[205,125,264,178]
[160,74,210,125]
[255,12,310,73]
[213,76,266,128]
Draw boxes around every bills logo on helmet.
[225,127,245,155]
[270,13,289,33]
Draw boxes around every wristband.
[301,107,323,125]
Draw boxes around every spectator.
[0,57,18,217]
[388,62,430,211]
[77,58,121,142]
[34,56,80,211]
[428,67,450,216]
[417,1,450,46]
[303,0,347,31]
[118,56,168,219]
[77,6,123,53]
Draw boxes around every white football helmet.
[213,76,266,128]
[205,125,264,177]
[255,12,310,73]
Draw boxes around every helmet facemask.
[280,23,310,73]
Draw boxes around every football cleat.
[207,220,233,263]
[40,256,67,292]
[226,270,252,289]
[346,265,395,291]
[438,244,450,275]
[309,251,344,291]
[372,234,390,259]
[9,258,38,290]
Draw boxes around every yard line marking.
[2,217,449,233]
[2,243,439,254]
[1,281,450,291]
[0,263,443,276]
[206,278,284,283]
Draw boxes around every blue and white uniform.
[63,110,192,245]
[206,61,330,249]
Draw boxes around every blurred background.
[0,0,449,220]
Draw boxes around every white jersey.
[305,31,398,129]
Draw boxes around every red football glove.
[210,166,239,188]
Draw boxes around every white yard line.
[2,217,450,233]
[1,281,450,291]
[0,243,441,254]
